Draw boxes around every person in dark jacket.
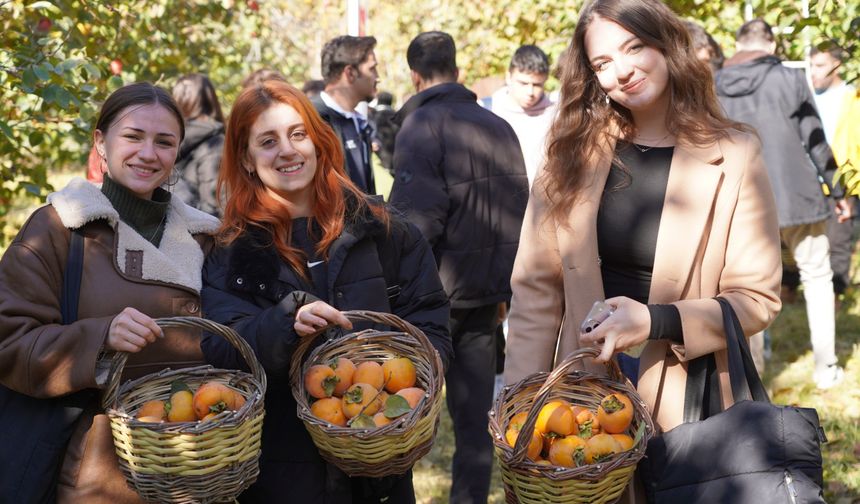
[715,19,848,388]
[311,35,379,194]
[200,80,451,503]
[388,31,529,504]
[172,73,226,217]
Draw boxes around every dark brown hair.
[543,0,747,221]
[95,82,185,141]
[320,36,377,85]
[172,73,224,123]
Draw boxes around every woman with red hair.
[200,80,452,502]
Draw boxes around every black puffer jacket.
[199,200,451,502]
[716,52,838,228]
[389,82,529,308]
[173,119,224,217]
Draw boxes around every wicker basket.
[105,317,267,504]
[489,347,655,504]
[289,310,444,478]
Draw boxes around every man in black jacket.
[389,31,529,504]
[716,19,847,389]
[312,35,378,194]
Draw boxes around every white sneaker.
[814,364,845,389]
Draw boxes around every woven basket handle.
[102,316,267,410]
[288,309,439,388]
[509,346,625,464]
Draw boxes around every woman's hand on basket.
[580,296,650,362]
[106,307,163,353]
[294,301,353,337]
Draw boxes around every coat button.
[236,277,244,285]
[336,291,344,299]
[185,301,199,314]
[258,283,266,291]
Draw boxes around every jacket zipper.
[784,470,798,504]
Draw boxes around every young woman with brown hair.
[503,0,782,437]
[199,80,451,502]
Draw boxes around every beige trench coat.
[503,129,782,433]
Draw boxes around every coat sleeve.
[0,209,111,398]
[389,114,449,246]
[794,70,841,197]
[671,134,782,361]
[389,221,452,371]
[200,248,317,378]
[503,182,565,385]
[191,141,223,217]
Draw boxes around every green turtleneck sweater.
[101,175,171,247]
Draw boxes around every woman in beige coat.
[503,0,782,435]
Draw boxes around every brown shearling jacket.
[0,178,219,503]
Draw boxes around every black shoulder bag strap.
[683,297,770,423]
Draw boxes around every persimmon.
[193,381,237,420]
[304,364,339,399]
[353,361,384,391]
[536,400,577,437]
[137,416,165,423]
[611,433,635,451]
[342,383,382,418]
[137,400,166,420]
[575,409,600,439]
[507,411,528,431]
[395,387,425,409]
[330,357,356,397]
[381,357,417,393]
[372,412,392,427]
[168,390,196,422]
[585,433,623,464]
[505,426,542,460]
[548,435,587,467]
[376,391,390,411]
[597,393,634,434]
[230,390,246,411]
[311,397,347,427]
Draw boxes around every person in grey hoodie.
[715,19,848,389]
[172,73,225,217]
[484,45,557,187]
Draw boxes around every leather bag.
[0,229,98,503]
[638,297,827,503]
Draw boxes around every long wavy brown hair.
[217,80,387,275]
[543,0,749,221]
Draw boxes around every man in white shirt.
[483,45,556,187]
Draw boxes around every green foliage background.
[1,0,859,242]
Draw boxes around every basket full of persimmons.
[104,317,266,504]
[289,310,444,478]
[489,347,655,504]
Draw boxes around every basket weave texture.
[289,310,444,478]
[489,347,655,504]
[105,317,267,504]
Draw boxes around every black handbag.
[0,229,98,504]
[638,297,827,503]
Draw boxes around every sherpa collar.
[47,177,220,292]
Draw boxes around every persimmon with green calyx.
[597,393,634,434]
[193,381,237,420]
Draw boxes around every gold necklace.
[632,132,672,152]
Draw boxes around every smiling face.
[94,103,181,200]
[246,102,318,216]
[585,15,670,117]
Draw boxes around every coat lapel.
[649,141,725,304]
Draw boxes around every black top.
[597,142,682,343]
[290,217,328,301]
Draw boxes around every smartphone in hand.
[580,300,614,334]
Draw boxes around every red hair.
[217,80,386,276]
